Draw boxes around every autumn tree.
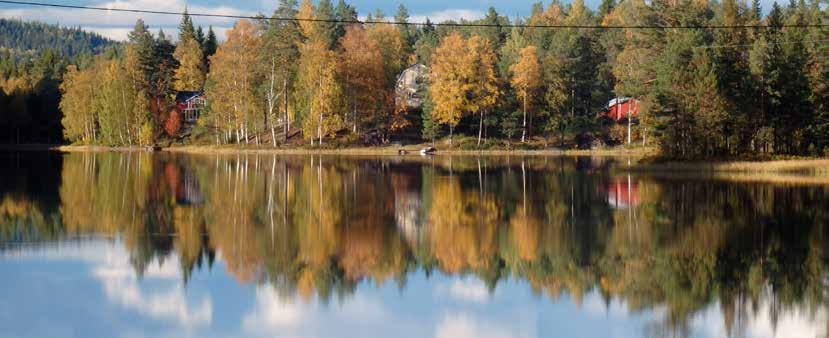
[205,19,261,144]
[428,32,475,145]
[510,45,542,142]
[468,36,500,146]
[366,13,407,136]
[60,65,96,142]
[298,39,343,144]
[339,25,384,134]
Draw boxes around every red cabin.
[175,91,206,123]
[606,97,639,121]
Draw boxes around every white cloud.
[435,312,535,338]
[3,240,214,328]
[242,287,307,332]
[242,284,390,338]
[691,298,828,338]
[443,278,490,304]
[409,9,485,24]
[91,245,214,329]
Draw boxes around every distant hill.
[0,18,117,58]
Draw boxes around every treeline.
[0,18,115,58]
[56,0,829,158]
[0,19,118,144]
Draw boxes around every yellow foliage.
[173,36,205,91]
[428,32,477,129]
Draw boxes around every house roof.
[607,97,633,108]
[175,91,204,103]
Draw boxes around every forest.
[0,18,117,143]
[3,0,829,159]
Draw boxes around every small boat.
[398,149,409,155]
[420,146,436,155]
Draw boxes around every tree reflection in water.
[1,152,828,337]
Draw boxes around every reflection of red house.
[607,177,639,209]
[606,97,639,121]
[164,163,204,205]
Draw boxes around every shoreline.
[44,144,655,157]
[3,144,828,176]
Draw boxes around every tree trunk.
[521,94,527,143]
[318,112,323,145]
[478,110,484,147]
[449,124,454,148]
[627,108,632,145]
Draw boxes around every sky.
[0,0,782,41]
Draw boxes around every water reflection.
[0,152,827,338]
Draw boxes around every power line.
[0,0,827,30]
[694,39,829,49]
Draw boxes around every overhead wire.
[0,0,827,29]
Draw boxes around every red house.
[606,97,639,121]
[175,91,206,123]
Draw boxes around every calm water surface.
[1,152,827,338]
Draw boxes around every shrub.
[138,122,154,146]
[164,109,182,136]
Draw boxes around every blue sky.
[0,0,781,40]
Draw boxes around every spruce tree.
[203,26,218,69]
[316,0,337,49]
[334,0,357,43]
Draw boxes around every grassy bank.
[629,158,829,175]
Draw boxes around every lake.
[1,152,827,338]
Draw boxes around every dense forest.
[0,18,118,143]
[5,0,829,159]
[0,18,115,57]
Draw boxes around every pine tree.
[203,26,218,69]
[598,0,616,18]
[127,19,155,92]
[179,7,196,41]
[152,29,178,125]
[174,11,206,91]
[334,0,357,43]
[195,26,205,46]
[316,0,337,49]
[395,4,416,57]
[713,0,752,154]
[478,7,506,52]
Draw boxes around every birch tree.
[205,19,261,143]
[510,45,542,142]
[428,31,475,145]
